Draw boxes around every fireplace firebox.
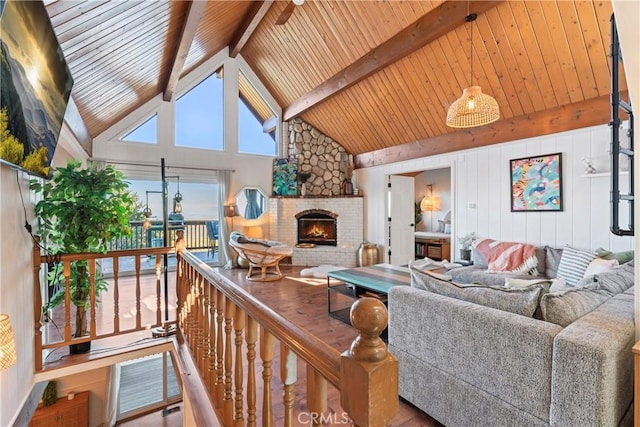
[296,209,337,246]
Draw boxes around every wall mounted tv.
[0,0,73,177]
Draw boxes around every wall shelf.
[581,171,629,178]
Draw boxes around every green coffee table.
[326,264,410,336]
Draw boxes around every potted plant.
[457,232,477,261]
[30,160,134,353]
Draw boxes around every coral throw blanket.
[473,238,538,274]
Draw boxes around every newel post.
[340,297,398,427]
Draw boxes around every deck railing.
[107,219,216,252]
[32,236,174,371]
[174,231,399,426]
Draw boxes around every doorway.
[387,166,454,265]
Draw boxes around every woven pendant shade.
[0,314,16,370]
[446,86,500,128]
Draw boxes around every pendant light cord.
[466,0,478,87]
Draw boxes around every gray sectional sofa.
[388,263,635,427]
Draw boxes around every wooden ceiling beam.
[283,0,503,121]
[354,95,613,169]
[229,0,274,58]
[162,0,208,102]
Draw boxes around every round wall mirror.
[235,186,268,219]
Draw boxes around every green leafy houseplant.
[30,160,134,344]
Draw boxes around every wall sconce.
[0,314,17,370]
[420,185,435,212]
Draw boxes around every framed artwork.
[272,158,298,196]
[510,152,562,212]
[0,0,74,177]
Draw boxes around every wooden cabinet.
[415,237,451,261]
[30,390,89,427]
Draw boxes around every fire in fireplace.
[296,209,337,246]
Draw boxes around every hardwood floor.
[40,263,441,426]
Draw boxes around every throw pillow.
[540,288,611,327]
[471,247,488,268]
[583,258,618,278]
[595,248,634,265]
[556,246,597,286]
[576,262,634,295]
[544,246,564,279]
[410,266,544,317]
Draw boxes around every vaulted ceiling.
[46,0,625,168]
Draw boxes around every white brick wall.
[269,197,363,267]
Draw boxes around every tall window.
[120,114,157,144]
[238,71,277,156]
[175,67,224,150]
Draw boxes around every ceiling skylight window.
[120,114,158,144]
[175,67,224,150]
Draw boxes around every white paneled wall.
[356,124,634,258]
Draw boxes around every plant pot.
[459,249,471,261]
[69,335,91,354]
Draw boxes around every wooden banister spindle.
[135,255,142,329]
[223,297,234,425]
[215,289,225,408]
[245,316,258,427]
[209,287,218,394]
[88,260,97,337]
[155,252,162,326]
[306,366,327,427]
[32,237,43,371]
[63,261,72,342]
[234,304,245,426]
[340,297,398,427]
[112,256,120,333]
[196,276,206,372]
[280,345,297,427]
[202,276,212,388]
[260,327,275,427]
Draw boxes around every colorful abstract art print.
[272,158,298,196]
[510,153,563,212]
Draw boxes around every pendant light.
[446,8,499,128]
[420,185,434,212]
[172,177,183,214]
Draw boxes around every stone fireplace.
[296,209,337,246]
[269,197,363,267]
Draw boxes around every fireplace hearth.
[296,209,337,246]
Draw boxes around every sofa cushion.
[448,266,537,287]
[504,277,552,290]
[540,288,611,327]
[556,246,597,286]
[575,262,634,294]
[544,246,563,279]
[411,266,544,317]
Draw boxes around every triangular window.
[120,115,158,144]
[238,71,277,156]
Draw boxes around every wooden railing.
[32,236,174,371]
[107,219,216,252]
[175,231,399,426]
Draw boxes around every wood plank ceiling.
[46,0,624,167]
